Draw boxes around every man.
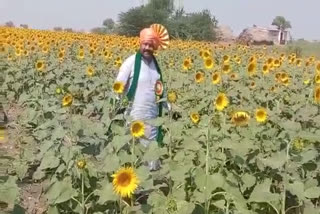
[115,25,169,171]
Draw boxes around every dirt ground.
[0,105,48,214]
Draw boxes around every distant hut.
[215,25,235,43]
[237,25,290,45]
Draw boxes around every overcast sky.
[1,0,319,40]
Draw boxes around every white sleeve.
[116,55,135,93]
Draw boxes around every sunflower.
[273,59,281,67]
[229,72,238,81]
[113,81,124,94]
[0,127,7,141]
[316,62,320,73]
[167,90,177,103]
[56,87,62,94]
[314,73,320,84]
[77,50,85,60]
[222,63,231,74]
[214,93,229,111]
[190,112,200,124]
[62,94,73,107]
[199,50,204,58]
[282,78,290,86]
[204,57,214,69]
[23,50,29,56]
[195,71,205,83]
[247,62,257,76]
[212,72,221,84]
[42,46,49,54]
[89,48,95,56]
[86,65,95,77]
[249,81,256,89]
[304,79,311,85]
[0,45,6,53]
[262,64,269,75]
[202,50,211,59]
[279,72,290,85]
[255,107,268,123]
[235,56,242,64]
[231,111,250,126]
[269,85,277,93]
[222,55,230,63]
[112,167,139,198]
[7,54,13,61]
[114,60,122,68]
[309,56,315,62]
[76,159,87,169]
[15,48,21,57]
[130,121,145,138]
[249,56,257,63]
[58,51,64,60]
[182,58,192,70]
[35,60,45,71]
[314,85,320,104]
[30,46,36,52]
[296,59,302,67]
[305,61,311,67]
[292,138,304,152]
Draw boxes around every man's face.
[140,40,155,60]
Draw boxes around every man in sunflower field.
[114,24,170,171]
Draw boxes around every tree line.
[92,0,218,41]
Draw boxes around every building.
[237,25,291,45]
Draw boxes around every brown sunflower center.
[132,123,142,133]
[257,111,265,118]
[117,172,131,187]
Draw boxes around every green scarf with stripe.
[126,52,164,147]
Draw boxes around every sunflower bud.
[76,159,87,169]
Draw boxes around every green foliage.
[117,1,218,41]
[272,16,292,31]
[0,176,19,207]
[167,9,218,41]
[117,6,152,36]
[285,40,320,58]
[2,27,320,213]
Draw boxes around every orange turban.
[139,28,160,49]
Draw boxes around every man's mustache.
[143,50,153,54]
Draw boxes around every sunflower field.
[1,26,320,214]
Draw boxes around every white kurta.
[116,54,162,170]
[116,54,161,141]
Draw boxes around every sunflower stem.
[131,138,136,207]
[168,110,173,160]
[119,197,123,214]
[81,171,85,214]
[204,123,210,214]
[281,139,292,214]
[132,138,135,169]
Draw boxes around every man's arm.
[115,55,135,94]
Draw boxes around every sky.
[1,0,319,40]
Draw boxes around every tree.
[20,24,28,29]
[64,28,73,32]
[168,9,218,41]
[5,21,14,27]
[91,27,108,34]
[117,6,151,36]
[116,0,218,41]
[103,18,115,33]
[53,27,63,31]
[272,16,292,31]
[117,0,173,36]
[147,0,174,13]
